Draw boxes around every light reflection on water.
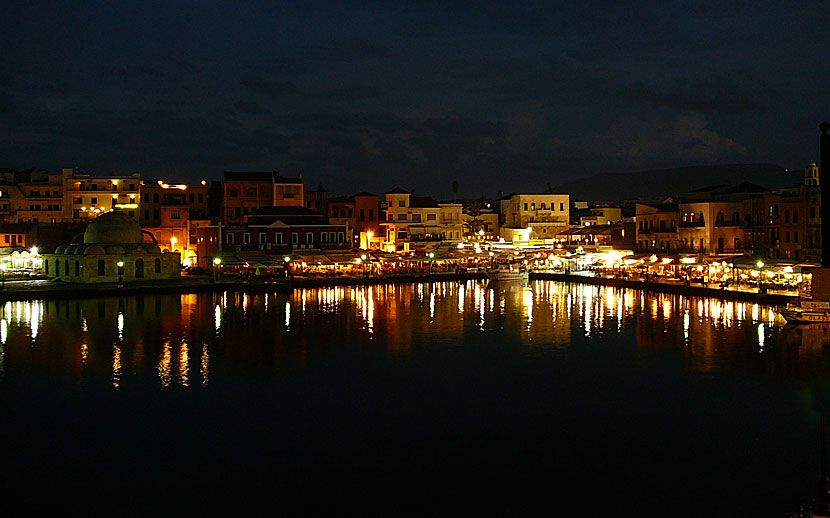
[2,280,830,390]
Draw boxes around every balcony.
[679,221,705,228]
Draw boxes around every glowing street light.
[116,260,125,286]
[212,257,222,283]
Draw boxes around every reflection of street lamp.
[116,260,124,286]
[212,257,222,282]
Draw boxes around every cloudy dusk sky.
[2,1,828,197]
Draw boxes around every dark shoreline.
[0,271,795,305]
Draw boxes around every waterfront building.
[303,184,329,214]
[635,203,679,251]
[0,167,65,224]
[43,210,180,283]
[328,192,381,248]
[62,168,141,222]
[498,193,570,242]
[380,188,463,252]
[580,206,622,227]
[222,171,275,224]
[462,208,499,242]
[678,199,744,253]
[0,222,36,248]
[139,179,208,227]
[273,174,304,207]
[195,206,350,267]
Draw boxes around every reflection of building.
[44,210,180,283]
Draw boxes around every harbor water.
[0,280,825,515]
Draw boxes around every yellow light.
[115,204,139,209]
[30,246,38,255]
[213,257,222,265]
[201,180,206,186]
[681,257,696,264]
[112,194,118,199]
[112,180,118,185]
[756,261,764,269]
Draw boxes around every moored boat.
[780,299,830,324]
[486,266,529,282]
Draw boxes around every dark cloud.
[231,101,270,115]
[423,117,508,139]
[98,63,167,80]
[313,84,387,102]
[240,74,300,98]
[622,78,777,114]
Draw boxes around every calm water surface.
[1,280,827,515]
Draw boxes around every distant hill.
[555,164,798,203]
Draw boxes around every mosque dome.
[83,211,144,244]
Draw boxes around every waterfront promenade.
[0,270,797,306]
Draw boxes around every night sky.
[2,1,828,198]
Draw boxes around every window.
[338,232,344,242]
[329,232,336,242]
[259,233,266,244]
[154,209,160,220]
[427,214,436,221]
[243,233,250,244]
[135,258,144,278]
[275,233,283,244]
[189,194,194,203]
[98,260,105,276]
[560,202,564,211]
[45,260,49,275]
[784,210,789,223]
[793,210,799,223]
[229,190,238,198]
[291,233,298,244]
[227,234,234,244]
[412,214,421,223]
[398,200,405,207]
[144,210,150,220]
[360,209,365,221]
[154,258,161,273]
[129,184,135,191]
[306,232,313,244]
[91,197,97,204]
[321,233,327,243]
[531,203,536,210]
[795,232,799,243]
[811,207,816,219]
[143,194,149,203]
[397,213,407,221]
[524,203,528,211]
[198,194,204,203]
[541,203,546,209]
[171,210,180,220]
[75,261,80,276]
[369,209,374,219]
[785,232,790,243]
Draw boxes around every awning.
[325,251,363,264]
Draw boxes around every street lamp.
[212,257,222,282]
[428,252,435,273]
[116,260,124,286]
[360,254,368,277]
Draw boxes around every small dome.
[64,244,78,255]
[70,233,84,244]
[143,243,161,254]
[54,245,67,254]
[83,211,143,244]
[85,245,107,255]
[105,245,125,255]
[74,245,88,255]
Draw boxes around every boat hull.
[780,309,830,324]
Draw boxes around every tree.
[463,197,485,238]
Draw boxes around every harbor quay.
[0,268,795,306]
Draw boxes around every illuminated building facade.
[139,179,208,226]
[498,193,570,241]
[62,168,141,222]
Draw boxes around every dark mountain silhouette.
[555,164,798,203]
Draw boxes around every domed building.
[43,211,180,283]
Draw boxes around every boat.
[486,266,529,282]
[780,299,830,324]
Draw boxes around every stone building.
[44,211,180,283]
